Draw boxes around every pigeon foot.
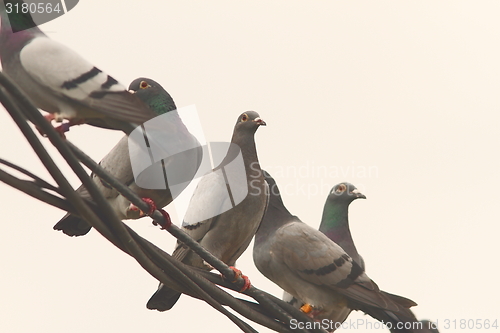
[228,266,251,292]
[36,115,85,138]
[152,209,172,230]
[128,197,157,217]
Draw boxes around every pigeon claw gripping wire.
[44,113,56,122]
[129,197,156,217]
[36,114,85,138]
[54,123,71,136]
[141,197,157,215]
[228,266,252,292]
[152,209,172,230]
[239,275,251,292]
[35,114,59,137]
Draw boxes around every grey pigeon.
[0,1,157,134]
[147,111,268,311]
[285,182,438,333]
[53,78,202,236]
[254,174,420,332]
[283,182,366,305]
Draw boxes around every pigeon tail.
[53,213,92,237]
[356,292,422,333]
[146,286,182,311]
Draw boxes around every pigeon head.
[234,111,266,133]
[128,77,176,115]
[327,182,366,204]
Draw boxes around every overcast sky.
[1,1,499,332]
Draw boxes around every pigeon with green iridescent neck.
[318,183,437,332]
[320,182,366,269]
[54,78,202,236]
[0,0,157,133]
[283,182,367,307]
[255,174,420,332]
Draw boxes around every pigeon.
[282,182,437,332]
[254,174,420,332]
[146,111,268,311]
[319,183,438,332]
[0,0,157,134]
[53,78,203,236]
[283,182,366,305]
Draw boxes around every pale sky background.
[1,1,499,332]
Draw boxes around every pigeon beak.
[254,117,266,126]
[128,89,137,94]
[351,189,366,199]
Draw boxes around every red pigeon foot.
[141,197,157,215]
[228,266,251,292]
[53,122,70,137]
[35,114,56,137]
[55,119,85,135]
[129,197,157,217]
[152,209,172,230]
[36,114,85,138]
[44,113,56,122]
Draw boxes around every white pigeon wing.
[183,170,232,227]
[20,37,124,101]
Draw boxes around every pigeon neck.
[148,95,176,116]
[226,130,261,180]
[319,202,362,265]
[320,201,349,233]
[255,187,296,240]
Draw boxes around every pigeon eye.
[140,81,150,89]
[241,114,248,122]
[336,184,347,193]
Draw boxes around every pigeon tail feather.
[146,287,182,312]
[53,213,92,237]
